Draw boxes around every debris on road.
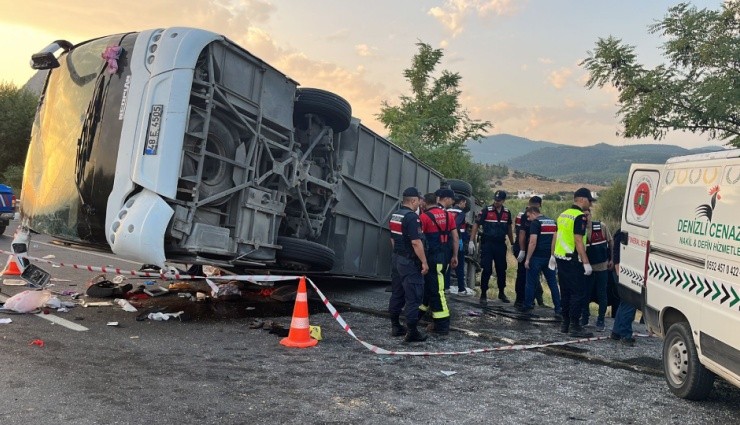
[0,318,12,324]
[3,290,52,313]
[114,298,138,312]
[147,311,184,321]
[82,301,114,308]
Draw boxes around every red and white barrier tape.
[1,248,641,356]
[0,249,293,283]
[304,277,623,356]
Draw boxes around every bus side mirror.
[30,40,73,70]
[620,231,628,246]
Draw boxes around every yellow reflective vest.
[554,207,584,258]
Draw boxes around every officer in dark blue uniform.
[388,187,429,342]
[470,190,514,305]
[446,195,472,295]
[514,196,545,308]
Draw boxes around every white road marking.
[0,293,89,331]
[36,240,141,266]
[33,312,89,331]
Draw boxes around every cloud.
[547,67,573,89]
[325,29,351,41]
[538,57,553,64]
[1,0,277,42]
[3,0,397,133]
[428,0,517,37]
[355,44,377,57]
[272,51,388,132]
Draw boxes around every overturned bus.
[21,27,445,279]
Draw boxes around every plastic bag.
[3,290,52,313]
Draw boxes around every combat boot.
[560,321,570,334]
[404,323,428,342]
[390,315,406,337]
[429,318,450,336]
[498,290,510,303]
[569,322,594,338]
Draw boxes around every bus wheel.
[276,236,335,272]
[662,321,715,400]
[293,88,352,133]
[183,113,239,205]
[446,179,473,197]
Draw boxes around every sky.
[0,0,726,149]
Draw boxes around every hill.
[465,134,559,164]
[492,170,608,198]
[506,142,725,185]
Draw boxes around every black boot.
[404,323,428,342]
[390,315,406,337]
[569,322,594,338]
[560,320,570,334]
[498,290,510,303]
[430,318,450,336]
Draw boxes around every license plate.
[144,104,163,155]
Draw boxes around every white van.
[620,149,740,400]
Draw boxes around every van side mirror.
[620,231,628,246]
[30,40,73,70]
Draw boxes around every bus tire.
[183,113,239,205]
[294,88,352,133]
[446,179,473,197]
[662,321,715,400]
[276,236,335,272]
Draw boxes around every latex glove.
[516,251,525,263]
[548,255,557,270]
[583,263,593,276]
[468,241,476,255]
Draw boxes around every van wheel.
[446,179,473,197]
[662,322,715,400]
[182,113,239,205]
[276,236,335,272]
[293,88,352,133]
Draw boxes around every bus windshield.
[22,34,130,244]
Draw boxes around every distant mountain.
[465,134,560,164]
[506,142,725,185]
[22,70,47,95]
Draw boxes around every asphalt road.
[1,220,739,424]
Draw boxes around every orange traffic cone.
[1,255,22,276]
[280,276,318,348]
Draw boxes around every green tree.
[2,165,24,193]
[0,82,37,172]
[594,179,626,234]
[581,2,740,146]
[377,42,492,198]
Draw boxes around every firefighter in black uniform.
[419,189,459,335]
[470,190,514,305]
[388,187,429,342]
